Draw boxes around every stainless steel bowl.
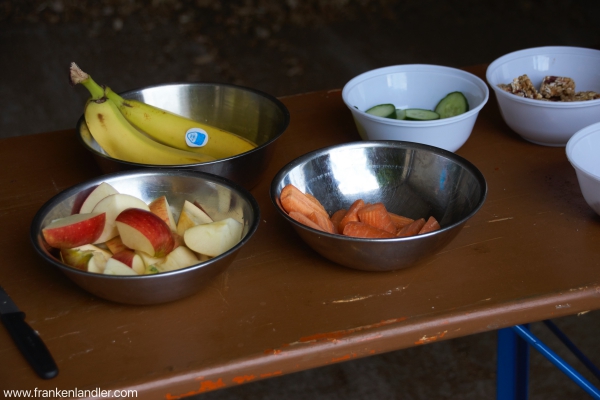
[78,83,290,190]
[30,169,260,305]
[270,141,487,272]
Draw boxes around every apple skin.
[183,217,243,257]
[71,185,98,214]
[91,193,150,243]
[149,195,177,231]
[79,182,119,214]
[42,212,106,249]
[176,200,213,236]
[115,208,175,258]
[111,249,145,274]
[104,235,130,254]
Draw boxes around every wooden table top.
[1,65,599,398]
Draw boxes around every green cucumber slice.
[365,103,396,118]
[404,108,440,121]
[395,109,406,120]
[434,91,469,119]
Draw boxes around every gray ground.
[2,0,600,399]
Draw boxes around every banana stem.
[69,62,105,99]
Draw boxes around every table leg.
[497,325,530,400]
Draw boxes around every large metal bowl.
[270,141,487,272]
[30,169,260,305]
[78,83,290,190]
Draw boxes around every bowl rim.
[77,81,291,167]
[566,121,600,180]
[30,168,261,280]
[270,140,488,242]
[341,64,490,127]
[486,46,600,109]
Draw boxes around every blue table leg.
[511,324,600,399]
[497,325,530,400]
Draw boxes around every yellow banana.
[84,97,216,165]
[70,62,258,160]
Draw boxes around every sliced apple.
[91,193,150,243]
[60,244,112,273]
[71,185,98,214]
[157,245,198,272]
[149,195,177,231]
[103,257,139,276]
[115,208,175,257]
[42,212,106,249]
[79,182,119,214]
[176,200,213,235]
[136,250,165,274]
[183,217,243,257]
[104,235,130,254]
[110,249,145,275]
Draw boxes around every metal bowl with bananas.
[73,65,290,190]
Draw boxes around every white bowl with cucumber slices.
[341,64,489,152]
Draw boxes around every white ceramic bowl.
[486,46,600,147]
[566,122,600,216]
[341,64,489,152]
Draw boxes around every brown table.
[1,65,599,398]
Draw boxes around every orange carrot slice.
[288,211,324,232]
[280,184,329,219]
[338,199,365,233]
[308,211,335,233]
[330,209,347,234]
[357,202,397,234]
[418,216,441,234]
[388,212,415,230]
[305,193,328,215]
[396,218,426,237]
[343,221,395,239]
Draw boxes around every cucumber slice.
[365,104,396,118]
[404,108,440,121]
[395,109,406,120]
[435,91,469,119]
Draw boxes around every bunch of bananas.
[69,63,257,165]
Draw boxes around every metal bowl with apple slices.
[77,82,290,190]
[30,169,260,305]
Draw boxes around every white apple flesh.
[103,257,139,275]
[183,217,243,257]
[158,245,198,272]
[148,195,177,231]
[79,182,119,214]
[42,212,106,249]
[110,249,145,275]
[91,193,150,243]
[115,208,175,258]
[176,200,213,235]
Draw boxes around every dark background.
[2,1,600,399]
[1,0,600,138]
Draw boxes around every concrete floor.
[2,1,600,398]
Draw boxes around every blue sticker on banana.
[185,128,208,147]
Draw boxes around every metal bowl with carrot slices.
[270,141,487,272]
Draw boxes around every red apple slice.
[111,249,145,275]
[149,195,177,231]
[104,235,130,254]
[115,208,175,258]
[91,193,150,243]
[42,212,106,249]
[79,182,119,214]
[176,200,213,235]
[103,257,139,275]
[183,217,243,257]
[158,245,198,272]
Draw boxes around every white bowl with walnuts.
[486,46,600,146]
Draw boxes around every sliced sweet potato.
[280,184,329,219]
[330,209,347,234]
[343,221,395,239]
[396,218,426,237]
[357,202,396,234]
[308,211,335,233]
[338,199,366,233]
[388,212,415,230]
[418,216,441,234]
[288,211,324,232]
